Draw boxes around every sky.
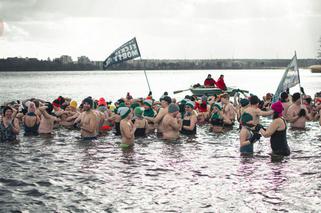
[0,0,321,61]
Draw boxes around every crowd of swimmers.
[1,88,321,156]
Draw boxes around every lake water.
[0,69,321,212]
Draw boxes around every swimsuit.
[240,128,254,154]
[180,118,196,135]
[0,119,16,142]
[270,118,290,156]
[24,112,39,136]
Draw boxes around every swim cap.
[240,98,249,107]
[144,99,153,107]
[240,112,253,124]
[118,107,131,119]
[168,103,179,113]
[98,97,107,106]
[70,100,77,109]
[82,97,93,108]
[134,107,144,118]
[185,100,195,109]
[271,101,283,116]
[109,104,116,111]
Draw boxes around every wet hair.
[272,111,280,119]
[250,95,260,105]
[292,93,301,102]
[221,93,229,99]
[33,100,40,108]
[162,96,172,104]
[2,106,13,115]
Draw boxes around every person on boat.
[216,74,227,90]
[220,93,236,126]
[79,97,98,140]
[119,106,135,148]
[149,95,171,135]
[204,74,216,88]
[286,92,311,129]
[244,95,273,126]
[0,106,20,142]
[38,102,59,135]
[162,103,181,140]
[23,102,40,136]
[239,112,261,155]
[133,107,148,137]
[143,99,156,133]
[180,100,197,135]
[257,101,290,156]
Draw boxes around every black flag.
[103,37,141,69]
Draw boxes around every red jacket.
[204,78,216,87]
[216,78,227,90]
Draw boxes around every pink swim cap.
[271,101,284,116]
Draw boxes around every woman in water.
[257,101,290,156]
[0,106,20,142]
[23,102,40,136]
[239,112,261,154]
[180,100,197,135]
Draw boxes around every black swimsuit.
[181,119,196,135]
[133,119,147,137]
[270,118,290,156]
[24,112,39,136]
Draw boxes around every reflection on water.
[0,70,320,211]
[0,122,320,212]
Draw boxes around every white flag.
[272,54,300,102]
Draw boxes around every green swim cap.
[240,112,253,124]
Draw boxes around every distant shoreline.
[1,58,320,72]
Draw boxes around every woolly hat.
[144,99,153,107]
[70,100,77,109]
[130,102,140,110]
[162,96,172,104]
[240,98,250,107]
[213,103,222,111]
[271,101,284,116]
[185,100,195,108]
[83,97,93,108]
[52,99,60,108]
[168,103,179,113]
[240,112,253,124]
[118,107,131,119]
[201,95,208,102]
[134,107,144,118]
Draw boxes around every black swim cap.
[250,95,260,105]
[292,93,301,103]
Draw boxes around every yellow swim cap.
[70,100,77,109]
[109,104,116,111]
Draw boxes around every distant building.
[54,55,73,64]
[77,56,91,64]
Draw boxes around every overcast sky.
[0,0,321,60]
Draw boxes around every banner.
[103,37,141,69]
[272,53,300,102]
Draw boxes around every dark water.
[0,120,320,212]
[0,70,321,212]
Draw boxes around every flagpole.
[140,56,152,93]
[295,51,303,105]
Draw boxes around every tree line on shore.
[0,57,320,71]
